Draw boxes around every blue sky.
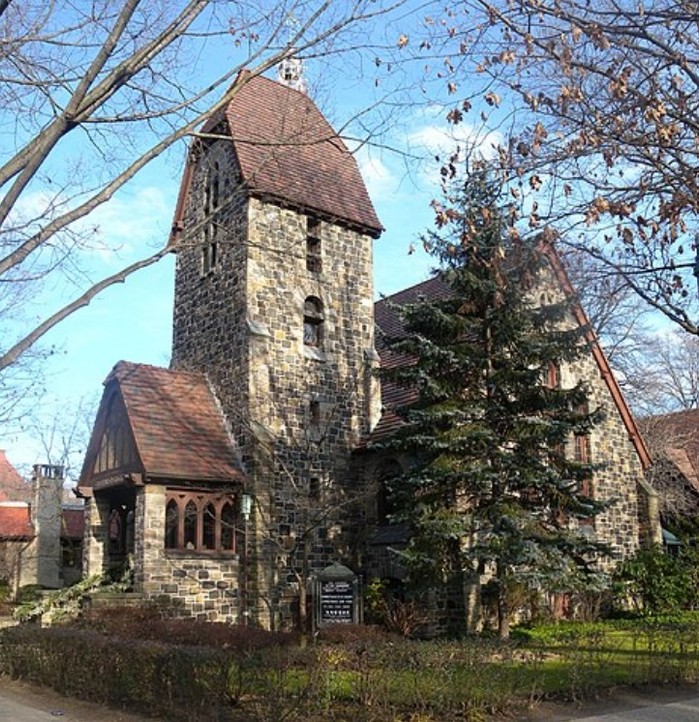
[1,1,510,475]
[3,75,456,473]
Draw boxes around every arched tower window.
[303,296,324,347]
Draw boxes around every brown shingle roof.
[61,508,85,540]
[114,362,243,482]
[0,450,30,502]
[375,276,451,341]
[0,504,33,538]
[172,72,382,240]
[82,362,243,485]
[368,277,452,441]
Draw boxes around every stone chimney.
[32,464,64,589]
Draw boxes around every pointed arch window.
[165,499,179,549]
[165,491,238,554]
[184,500,198,549]
[203,502,216,550]
[303,296,324,347]
[220,502,236,551]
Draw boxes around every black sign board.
[319,578,355,624]
[315,562,359,628]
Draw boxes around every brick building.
[0,462,83,596]
[77,68,659,630]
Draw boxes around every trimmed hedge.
[4,617,699,721]
[0,623,535,721]
[0,625,235,720]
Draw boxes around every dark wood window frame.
[165,490,238,554]
[545,361,561,389]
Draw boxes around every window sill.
[165,549,239,559]
[303,346,327,362]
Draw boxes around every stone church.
[77,65,660,630]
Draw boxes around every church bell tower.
[168,70,382,626]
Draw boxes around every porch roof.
[80,362,244,487]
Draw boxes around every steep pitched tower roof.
[170,71,383,242]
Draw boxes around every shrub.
[77,605,299,651]
[315,623,395,645]
[0,578,10,603]
[613,545,699,615]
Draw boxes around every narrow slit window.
[545,361,561,389]
[309,400,321,426]
[202,159,220,274]
[306,217,321,272]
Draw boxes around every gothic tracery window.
[165,491,238,554]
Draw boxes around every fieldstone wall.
[169,138,377,628]
[135,485,240,622]
[562,351,646,564]
[82,495,110,580]
[537,266,656,565]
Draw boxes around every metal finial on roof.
[277,13,307,93]
[277,52,307,93]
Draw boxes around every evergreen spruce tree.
[377,170,609,638]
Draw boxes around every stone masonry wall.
[537,270,649,565]
[135,485,240,622]
[82,495,110,580]
[562,351,644,564]
[242,198,375,627]
[170,137,377,628]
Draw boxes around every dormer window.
[306,217,321,273]
[303,296,324,347]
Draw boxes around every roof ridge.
[375,275,446,305]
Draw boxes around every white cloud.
[8,182,174,266]
[407,121,504,165]
[79,184,172,263]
